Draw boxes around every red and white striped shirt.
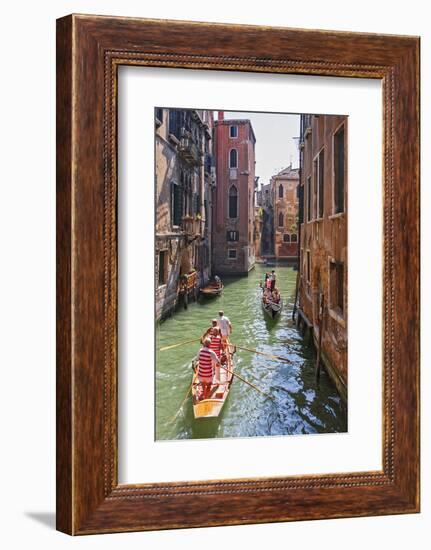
[209,334,222,357]
[198,347,219,378]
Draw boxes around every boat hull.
[200,283,224,297]
[262,299,283,320]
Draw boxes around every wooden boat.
[261,288,283,320]
[191,339,235,419]
[199,280,224,297]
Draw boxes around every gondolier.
[270,270,276,291]
[217,310,232,344]
[197,338,221,400]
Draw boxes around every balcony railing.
[181,215,202,238]
[178,271,198,295]
[179,135,201,165]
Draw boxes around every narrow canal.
[155,265,347,440]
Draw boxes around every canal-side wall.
[155,108,214,321]
[298,113,348,392]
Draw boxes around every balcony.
[181,215,203,239]
[179,135,201,165]
[178,270,198,295]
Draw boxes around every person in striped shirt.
[197,338,221,400]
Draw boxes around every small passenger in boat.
[197,338,221,399]
[214,275,221,287]
[272,289,280,303]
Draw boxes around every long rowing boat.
[191,339,235,419]
[199,280,224,297]
[261,288,283,320]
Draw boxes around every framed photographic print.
[56,14,420,535]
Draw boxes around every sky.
[218,111,300,187]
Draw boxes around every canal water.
[155,265,347,440]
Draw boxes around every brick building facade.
[297,114,348,400]
[212,113,257,275]
[271,165,299,261]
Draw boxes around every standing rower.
[197,338,221,400]
[217,310,232,346]
[270,269,277,291]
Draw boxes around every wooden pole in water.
[315,293,325,382]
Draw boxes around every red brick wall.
[212,117,256,274]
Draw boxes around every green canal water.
[155,265,347,440]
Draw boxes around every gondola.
[199,280,224,297]
[191,338,235,419]
[261,287,283,320]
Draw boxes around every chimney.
[217,111,224,121]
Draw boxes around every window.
[306,251,311,284]
[334,125,345,214]
[317,149,324,218]
[229,125,238,138]
[158,250,168,286]
[155,108,163,123]
[229,149,238,168]
[278,184,284,198]
[278,212,284,227]
[330,260,344,314]
[307,176,312,222]
[291,233,298,242]
[228,185,238,218]
[194,193,201,215]
[298,184,304,224]
[283,234,290,243]
[226,230,239,242]
[168,109,182,140]
[228,249,237,259]
[171,181,182,227]
[313,157,318,219]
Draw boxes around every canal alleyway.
[156,265,347,440]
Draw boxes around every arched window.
[229,185,238,218]
[229,149,238,168]
[279,184,284,198]
[283,234,291,243]
[291,233,298,242]
[278,212,284,227]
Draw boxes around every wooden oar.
[233,344,292,364]
[167,379,194,425]
[219,363,275,402]
[159,338,200,352]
